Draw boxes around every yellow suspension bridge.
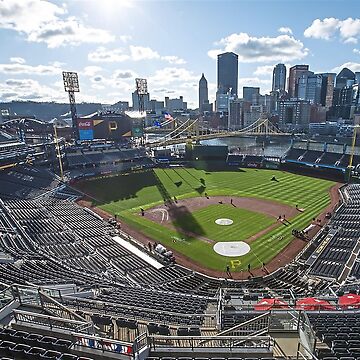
[146,117,292,147]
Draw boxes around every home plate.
[215,218,233,225]
[213,241,251,257]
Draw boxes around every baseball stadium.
[0,114,360,360]
[1,0,360,356]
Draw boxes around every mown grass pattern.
[172,204,275,242]
[77,168,335,271]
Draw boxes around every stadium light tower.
[135,78,148,114]
[135,78,148,145]
[63,71,80,140]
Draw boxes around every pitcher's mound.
[213,241,251,257]
[215,218,233,225]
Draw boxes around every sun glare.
[87,0,136,19]
[98,0,135,9]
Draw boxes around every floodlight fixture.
[63,71,80,93]
[62,71,80,140]
[135,78,148,95]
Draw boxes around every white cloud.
[344,37,358,44]
[161,56,186,65]
[304,17,360,43]
[149,67,198,86]
[0,0,65,33]
[278,27,293,35]
[339,18,360,39]
[9,57,26,64]
[85,69,136,94]
[88,47,130,63]
[354,49,360,55]
[208,33,308,62]
[0,61,61,75]
[0,0,115,47]
[207,49,222,60]
[88,45,186,64]
[49,61,65,68]
[129,45,160,61]
[304,18,339,40]
[148,67,198,105]
[254,65,274,77]
[0,78,65,102]
[113,69,137,79]
[107,76,134,94]
[254,63,291,78]
[92,75,104,82]
[331,62,360,74]
[28,18,115,48]
[82,66,103,77]
[119,35,132,43]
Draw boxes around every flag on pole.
[164,112,173,121]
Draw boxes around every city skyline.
[1,0,360,109]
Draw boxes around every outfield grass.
[76,167,335,271]
[172,204,275,242]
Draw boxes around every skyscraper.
[319,73,336,108]
[298,73,323,104]
[335,67,355,89]
[199,73,208,111]
[217,52,238,96]
[355,72,360,85]
[132,91,150,111]
[288,65,310,98]
[272,64,286,92]
[297,72,324,104]
[243,87,260,104]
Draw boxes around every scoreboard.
[76,113,140,141]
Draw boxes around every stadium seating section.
[284,146,360,170]
[0,162,360,360]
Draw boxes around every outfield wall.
[280,162,345,182]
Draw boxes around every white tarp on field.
[113,235,163,269]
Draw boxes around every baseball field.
[76,167,336,273]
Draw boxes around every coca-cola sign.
[77,119,93,129]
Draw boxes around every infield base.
[213,241,251,257]
[215,218,233,225]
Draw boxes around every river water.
[200,137,291,157]
[147,134,292,157]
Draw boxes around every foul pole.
[53,125,64,181]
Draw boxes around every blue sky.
[1,0,360,109]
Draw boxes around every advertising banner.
[131,119,144,137]
[77,119,94,140]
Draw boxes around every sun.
[86,0,136,19]
[96,0,135,9]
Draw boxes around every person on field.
[226,265,231,276]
